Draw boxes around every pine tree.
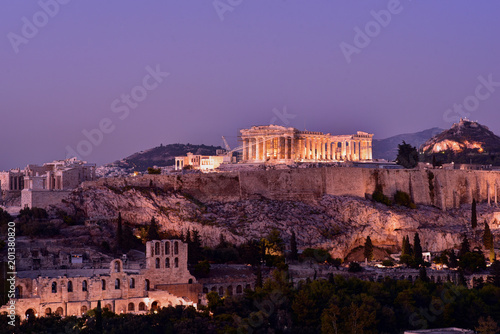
[116,212,123,251]
[364,236,374,261]
[471,198,478,229]
[413,233,423,265]
[146,216,160,241]
[401,236,408,256]
[290,231,298,261]
[419,266,429,282]
[460,235,471,257]
[256,265,263,288]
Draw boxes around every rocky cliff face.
[56,183,500,258]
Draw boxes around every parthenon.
[240,125,373,163]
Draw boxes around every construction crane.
[221,136,231,151]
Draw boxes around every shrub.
[348,262,362,272]
[382,259,394,267]
[394,191,416,209]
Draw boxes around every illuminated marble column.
[243,138,248,161]
[249,138,254,161]
[291,136,295,160]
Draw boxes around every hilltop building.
[0,157,96,208]
[240,125,373,163]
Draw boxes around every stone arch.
[15,286,22,298]
[218,286,224,296]
[25,308,35,320]
[115,279,120,289]
[174,241,179,255]
[52,281,57,293]
[227,285,233,296]
[104,304,112,312]
[130,278,135,289]
[151,301,160,311]
[45,307,52,316]
[82,280,88,292]
[165,258,170,268]
[188,278,193,284]
[174,257,179,268]
[67,281,73,292]
[81,305,88,315]
[236,285,243,294]
[55,307,64,316]
[155,242,160,256]
[155,258,160,268]
[114,260,121,273]
[128,303,135,312]
[211,286,216,292]
[245,284,251,290]
[139,302,146,311]
[165,241,170,255]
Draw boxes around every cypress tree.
[116,212,123,250]
[364,236,374,261]
[95,300,103,334]
[146,216,160,241]
[471,198,478,229]
[290,231,298,261]
[413,233,423,266]
[483,221,494,250]
[460,235,470,257]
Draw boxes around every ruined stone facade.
[0,157,97,208]
[174,152,226,171]
[240,125,373,163]
[1,240,197,320]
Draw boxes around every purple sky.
[1,1,500,170]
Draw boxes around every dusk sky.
[1,1,500,170]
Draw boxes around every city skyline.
[1,1,500,170]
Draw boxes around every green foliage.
[146,167,161,174]
[394,191,416,209]
[396,141,419,168]
[459,251,487,274]
[364,236,374,261]
[146,216,160,241]
[382,259,394,267]
[483,221,494,262]
[487,261,500,287]
[348,262,362,272]
[301,248,332,263]
[413,233,423,267]
[193,260,210,278]
[460,235,471,257]
[372,184,392,206]
[472,198,478,229]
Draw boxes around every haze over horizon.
[1,1,500,170]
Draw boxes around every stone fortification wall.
[84,168,500,209]
[21,190,72,208]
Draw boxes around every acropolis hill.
[85,167,500,210]
[51,166,500,259]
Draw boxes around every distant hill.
[421,119,500,165]
[372,127,444,161]
[98,143,223,176]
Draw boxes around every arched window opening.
[155,242,160,255]
[165,241,170,255]
[115,279,120,289]
[130,278,135,289]
[128,303,135,311]
[218,286,224,296]
[81,305,88,315]
[67,281,73,292]
[45,307,52,316]
[174,241,179,255]
[138,302,146,311]
[102,279,106,290]
[174,257,179,268]
[155,258,160,269]
[25,309,35,320]
[236,285,243,294]
[82,280,88,292]
[51,282,57,293]
[114,261,121,273]
[165,258,170,268]
[15,286,22,298]
[55,307,63,316]
[145,279,150,291]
